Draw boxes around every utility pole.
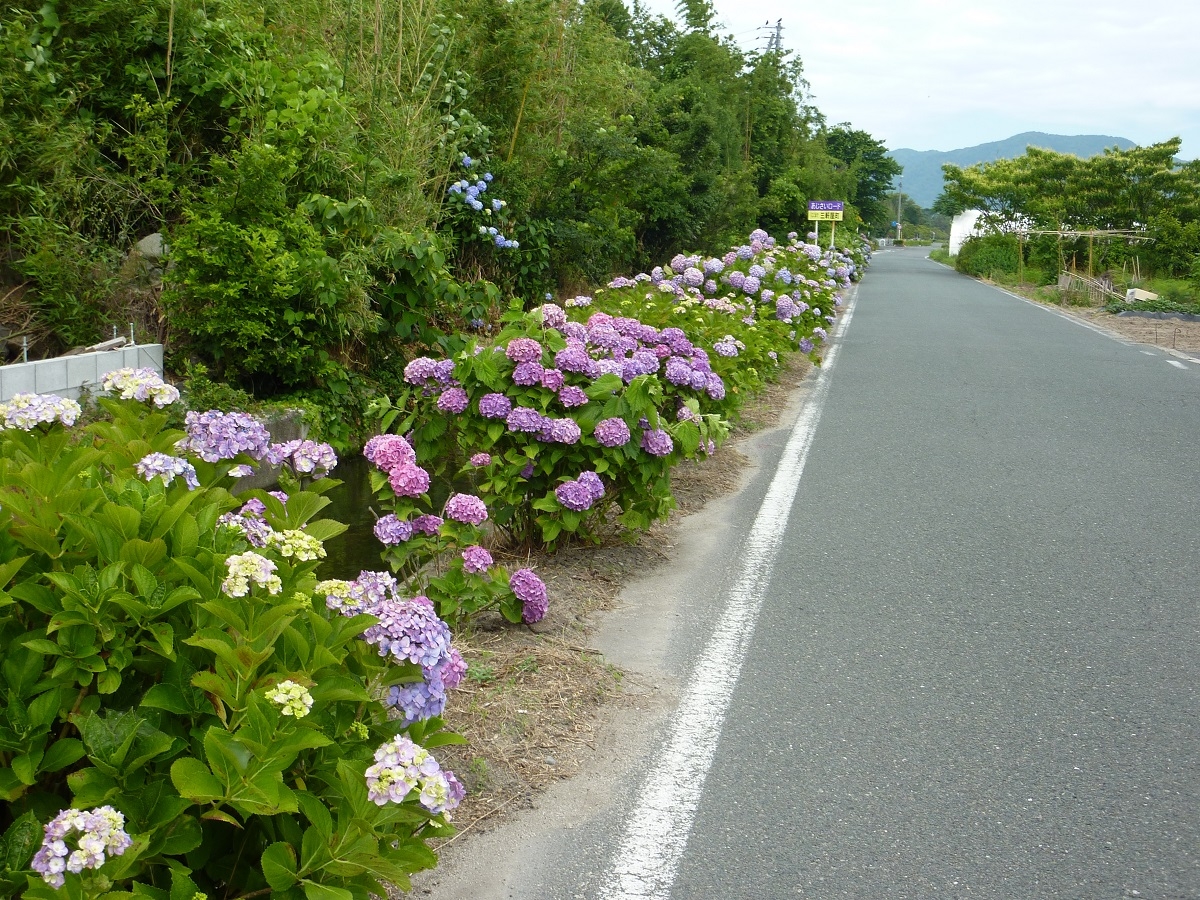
[756,20,771,53]
[896,179,903,242]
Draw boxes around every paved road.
[427,248,1200,899]
[670,249,1200,897]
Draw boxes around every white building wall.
[948,210,983,256]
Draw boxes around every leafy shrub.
[163,143,376,393]
[0,377,467,900]
[956,234,1020,278]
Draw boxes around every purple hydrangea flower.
[558,386,589,408]
[664,357,694,386]
[555,479,594,511]
[217,502,273,547]
[444,492,488,525]
[505,337,543,364]
[742,275,761,295]
[387,680,447,725]
[177,410,271,462]
[576,470,605,503]
[364,434,417,471]
[506,406,546,433]
[713,337,739,358]
[437,387,470,414]
[536,303,567,328]
[389,463,431,497]
[362,595,452,667]
[31,807,133,888]
[479,392,513,419]
[512,362,545,386]
[587,322,623,350]
[404,357,441,384]
[510,569,548,623]
[266,439,338,476]
[661,328,693,355]
[412,514,444,535]
[375,514,414,545]
[547,418,582,444]
[435,647,468,690]
[469,452,492,467]
[540,368,565,391]
[555,344,594,374]
[640,428,674,457]
[136,453,200,490]
[706,373,726,400]
[593,417,631,447]
[101,367,180,406]
[364,735,461,814]
[800,337,815,353]
[461,545,493,574]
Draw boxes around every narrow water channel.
[318,455,386,580]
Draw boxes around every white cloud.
[635,0,1200,157]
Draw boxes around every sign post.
[807,201,844,249]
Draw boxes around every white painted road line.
[597,290,857,900]
[994,287,1141,345]
[1168,360,1188,369]
[1141,351,1157,356]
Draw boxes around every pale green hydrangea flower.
[222,552,282,597]
[265,680,314,717]
[266,529,326,561]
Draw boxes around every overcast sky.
[634,0,1200,159]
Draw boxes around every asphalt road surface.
[426,247,1200,899]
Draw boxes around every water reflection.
[319,455,386,580]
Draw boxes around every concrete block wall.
[0,345,165,402]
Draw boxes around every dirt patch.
[1063,306,1200,354]
[427,355,811,851]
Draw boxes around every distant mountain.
[888,132,1137,208]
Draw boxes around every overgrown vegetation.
[1,0,896,444]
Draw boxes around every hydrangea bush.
[356,434,550,628]
[379,309,730,550]
[0,378,468,900]
[375,227,863,551]
[589,230,860,408]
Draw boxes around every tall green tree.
[825,126,902,229]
